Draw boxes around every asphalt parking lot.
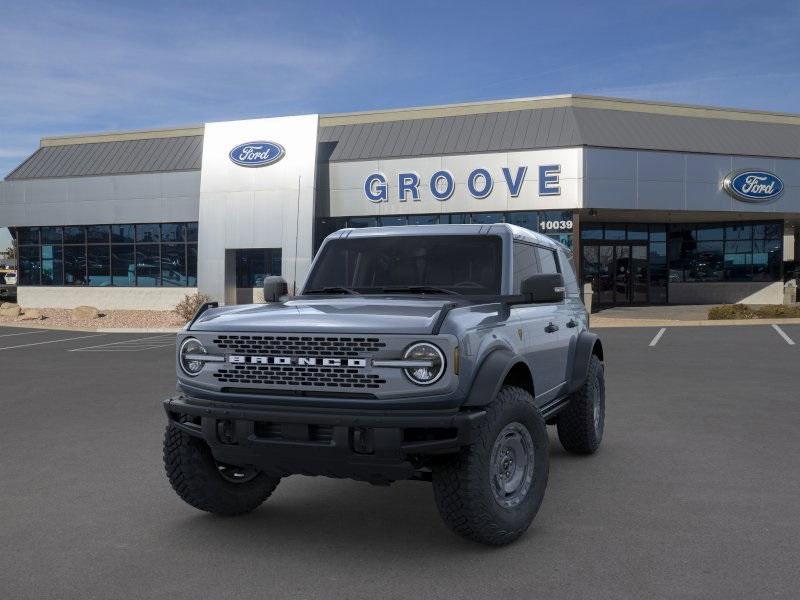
[1,324,799,600]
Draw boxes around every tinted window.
[379,216,407,227]
[136,224,161,243]
[41,245,63,285]
[536,247,559,274]
[111,225,135,243]
[161,223,185,243]
[64,246,87,285]
[41,227,63,244]
[87,245,111,286]
[162,244,187,286]
[408,214,438,225]
[63,226,85,244]
[306,235,502,295]
[136,245,160,286]
[559,249,580,295]
[86,225,109,244]
[18,227,40,245]
[111,245,135,287]
[513,242,540,293]
[235,249,282,287]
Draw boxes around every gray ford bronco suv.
[163,224,605,545]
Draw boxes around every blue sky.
[1,0,799,249]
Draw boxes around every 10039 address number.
[539,220,573,232]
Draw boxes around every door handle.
[544,322,559,333]
[566,319,578,328]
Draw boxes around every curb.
[96,328,182,333]
[0,321,183,333]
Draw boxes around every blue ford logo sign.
[723,169,784,203]
[229,141,285,167]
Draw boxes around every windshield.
[304,235,502,295]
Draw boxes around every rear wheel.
[163,421,280,516]
[432,386,549,545]
[557,354,605,454]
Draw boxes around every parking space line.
[771,324,796,346]
[76,343,176,352]
[68,334,175,352]
[0,330,49,339]
[0,333,106,351]
[649,328,667,347]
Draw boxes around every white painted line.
[68,334,175,352]
[0,334,106,351]
[76,343,176,352]
[0,330,49,339]
[649,327,667,347]
[771,324,795,346]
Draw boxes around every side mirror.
[521,273,565,303]
[263,275,288,303]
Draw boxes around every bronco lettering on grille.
[228,355,368,367]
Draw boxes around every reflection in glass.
[64,246,87,285]
[111,245,135,287]
[162,244,187,286]
[87,245,111,286]
[136,245,160,286]
[41,245,63,285]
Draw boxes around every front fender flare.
[568,331,603,394]
[463,347,522,407]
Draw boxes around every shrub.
[754,304,800,318]
[175,293,213,322]
[707,304,757,320]
[708,303,800,320]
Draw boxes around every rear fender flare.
[568,332,603,393]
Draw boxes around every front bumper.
[163,395,485,483]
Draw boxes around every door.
[512,242,571,401]
[583,243,648,305]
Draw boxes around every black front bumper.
[163,395,485,482]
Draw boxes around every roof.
[6,134,203,180]
[331,222,560,248]
[7,94,800,180]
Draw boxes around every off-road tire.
[432,386,549,546]
[557,354,605,454]
[163,421,280,516]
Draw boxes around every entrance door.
[583,243,648,305]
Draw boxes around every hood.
[190,297,453,334]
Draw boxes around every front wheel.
[432,386,549,546]
[163,421,280,516]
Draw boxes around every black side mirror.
[521,273,565,303]
[263,275,288,303]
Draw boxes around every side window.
[536,247,560,274]
[513,242,540,293]
[559,249,580,295]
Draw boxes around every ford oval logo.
[229,141,285,167]
[723,169,784,203]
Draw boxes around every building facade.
[1,94,798,310]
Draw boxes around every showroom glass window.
[315,211,575,251]
[667,221,782,283]
[14,223,199,287]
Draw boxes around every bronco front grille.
[208,334,391,391]
[211,335,386,357]
[213,364,386,389]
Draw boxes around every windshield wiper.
[304,286,361,295]
[378,285,459,295]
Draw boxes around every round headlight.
[179,337,207,376]
[403,342,446,385]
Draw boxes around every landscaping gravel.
[0,307,185,330]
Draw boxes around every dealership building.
[0,94,798,310]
